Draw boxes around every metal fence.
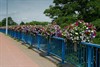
[0,29,100,67]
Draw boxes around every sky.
[0,0,53,24]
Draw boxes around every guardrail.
[0,29,100,67]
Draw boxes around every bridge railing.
[81,42,100,67]
[0,29,100,67]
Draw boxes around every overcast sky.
[0,0,53,24]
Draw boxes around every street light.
[6,0,8,35]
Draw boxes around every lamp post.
[6,0,8,35]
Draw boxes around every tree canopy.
[91,19,100,32]
[20,21,25,25]
[25,21,49,26]
[1,17,17,26]
[44,0,100,27]
[0,21,2,27]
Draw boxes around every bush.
[91,19,100,44]
[91,19,100,32]
[93,32,100,44]
[25,21,49,26]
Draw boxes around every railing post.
[87,46,93,67]
[96,48,98,67]
[30,34,33,47]
[14,31,15,38]
[29,34,32,45]
[47,37,50,55]
[20,31,22,40]
[61,39,65,64]
[37,34,40,50]
[23,33,25,43]
[12,30,14,38]
[25,33,28,43]
[12,30,13,37]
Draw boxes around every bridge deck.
[0,33,56,67]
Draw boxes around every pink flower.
[75,22,79,26]
[66,26,68,28]
[80,20,84,22]
[85,23,89,26]
[93,31,96,36]
[88,24,93,29]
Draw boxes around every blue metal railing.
[0,29,100,67]
[81,42,100,67]
[0,28,6,33]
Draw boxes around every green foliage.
[1,17,17,26]
[44,0,100,25]
[91,19,100,44]
[93,32,100,44]
[25,22,30,25]
[25,21,49,26]
[91,19,100,32]
[0,21,2,27]
[20,21,25,25]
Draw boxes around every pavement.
[0,33,57,67]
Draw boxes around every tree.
[20,21,25,25]
[91,19,100,32]
[25,21,49,26]
[44,0,100,27]
[1,17,17,26]
[0,21,2,27]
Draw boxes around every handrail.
[81,42,100,48]
[52,36,65,41]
